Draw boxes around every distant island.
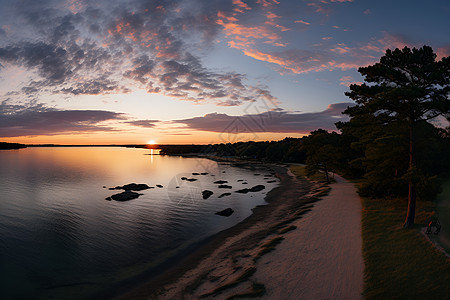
[0,142,27,150]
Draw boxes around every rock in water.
[249,185,265,192]
[109,183,153,191]
[192,172,200,175]
[156,184,163,188]
[213,180,228,184]
[202,190,214,199]
[106,191,142,201]
[235,185,265,193]
[218,193,231,198]
[200,172,208,175]
[215,208,234,217]
[218,185,232,189]
[186,178,197,182]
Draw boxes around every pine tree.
[344,46,450,228]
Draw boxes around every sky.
[0,0,449,145]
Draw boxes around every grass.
[290,164,326,182]
[435,178,450,253]
[290,164,338,183]
[362,196,450,299]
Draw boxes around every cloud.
[436,45,450,60]
[339,75,362,87]
[294,20,310,25]
[0,101,125,137]
[125,119,159,128]
[231,33,420,75]
[0,0,278,107]
[307,0,353,15]
[174,103,354,134]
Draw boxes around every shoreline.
[114,164,322,299]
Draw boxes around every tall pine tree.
[344,46,450,228]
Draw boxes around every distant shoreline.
[0,142,27,150]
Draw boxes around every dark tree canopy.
[343,45,450,228]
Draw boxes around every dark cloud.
[125,119,159,128]
[174,103,354,133]
[0,101,126,137]
[0,0,278,106]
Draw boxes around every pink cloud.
[266,11,281,20]
[339,75,362,86]
[436,46,450,60]
[257,0,280,7]
[295,20,311,25]
[232,0,251,13]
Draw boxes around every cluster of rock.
[104,169,276,218]
[109,183,153,191]
[105,182,161,201]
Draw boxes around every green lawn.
[362,196,450,299]
[289,164,331,182]
[435,179,450,253]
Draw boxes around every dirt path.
[253,174,364,299]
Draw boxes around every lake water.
[0,147,278,299]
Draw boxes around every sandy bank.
[254,174,364,299]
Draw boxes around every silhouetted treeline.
[159,138,306,163]
[0,142,27,150]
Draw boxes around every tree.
[344,46,450,228]
[301,129,341,183]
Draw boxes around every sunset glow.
[0,0,449,145]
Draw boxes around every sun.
[147,139,156,145]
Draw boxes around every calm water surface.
[0,147,278,299]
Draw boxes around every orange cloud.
[330,44,351,54]
[257,0,280,7]
[266,11,281,21]
[232,0,251,13]
[295,20,311,25]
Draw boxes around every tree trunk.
[324,165,330,184]
[404,125,416,228]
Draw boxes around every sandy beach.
[254,174,364,299]
[117,167,364,299]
